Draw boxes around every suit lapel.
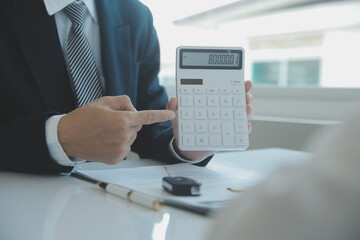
[96,0,133,97]
[8,0,133,110]
[6,0,76,112]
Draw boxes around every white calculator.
[176,46,249,151]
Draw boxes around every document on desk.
[76,163,253,211]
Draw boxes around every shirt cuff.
[45,115,76,167]
[168,137,206,164]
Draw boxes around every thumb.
[166,97,178,111]
[167,97,179,138]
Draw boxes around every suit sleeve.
[0,113,73,173]
[130,4,211,166]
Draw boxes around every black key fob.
[162,176,201,196]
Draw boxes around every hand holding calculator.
[176,46,249,151]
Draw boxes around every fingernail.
[169,111,176,119]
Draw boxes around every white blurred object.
[207,109,360,240]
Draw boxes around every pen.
[97,182,164,211]
[72,172,163,211]
[72,172,213,215]
[163,199,213,216]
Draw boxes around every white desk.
[0,148,311,240]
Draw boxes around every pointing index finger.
[131,110,176,126]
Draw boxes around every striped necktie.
[64,2,103,106]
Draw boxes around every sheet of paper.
[77,163,254,208]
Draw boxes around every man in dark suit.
[0,0,253,173]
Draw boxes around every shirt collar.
[43,0,98,23]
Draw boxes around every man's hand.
[58,96,175,164]
[167,80,254,161]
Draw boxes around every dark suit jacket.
[0,0,210,173]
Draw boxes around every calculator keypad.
[179,86,248,149]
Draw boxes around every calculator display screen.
[180,49,242,69]
[180,79,203,85]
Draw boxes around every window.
[253,61,280,86]
[253,59,320,86]
[287,59,320,86]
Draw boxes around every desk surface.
[0,148,311,240]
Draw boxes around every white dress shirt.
[43,0,200,167]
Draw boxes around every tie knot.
[64,2,87,25]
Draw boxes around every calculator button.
[181,95,193,106]
[182,135,195,146]
[221,108,233,119]
[182,121,194,133]
[235,121,246,132]
[220,96,232,106]
[180,88,192,94]
[195,121,207,132]
[220,88,231,94]
[194,95,206,106]
[234,109,246,119]
[235,134,246,145]
[209,134,221,146]
[208,109,220,120]
[232,88,242,94]
[233,96,245,106]
[222,122,235,146]
[207,95,219,106]
[194,109,207,119]
[196,135,208,146]
[231,80,242,85]
[194,87,206,94]
[181,109,193,119]
[208,121,220,132]
[207,88,218,94]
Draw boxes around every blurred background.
[140,0,360,151]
